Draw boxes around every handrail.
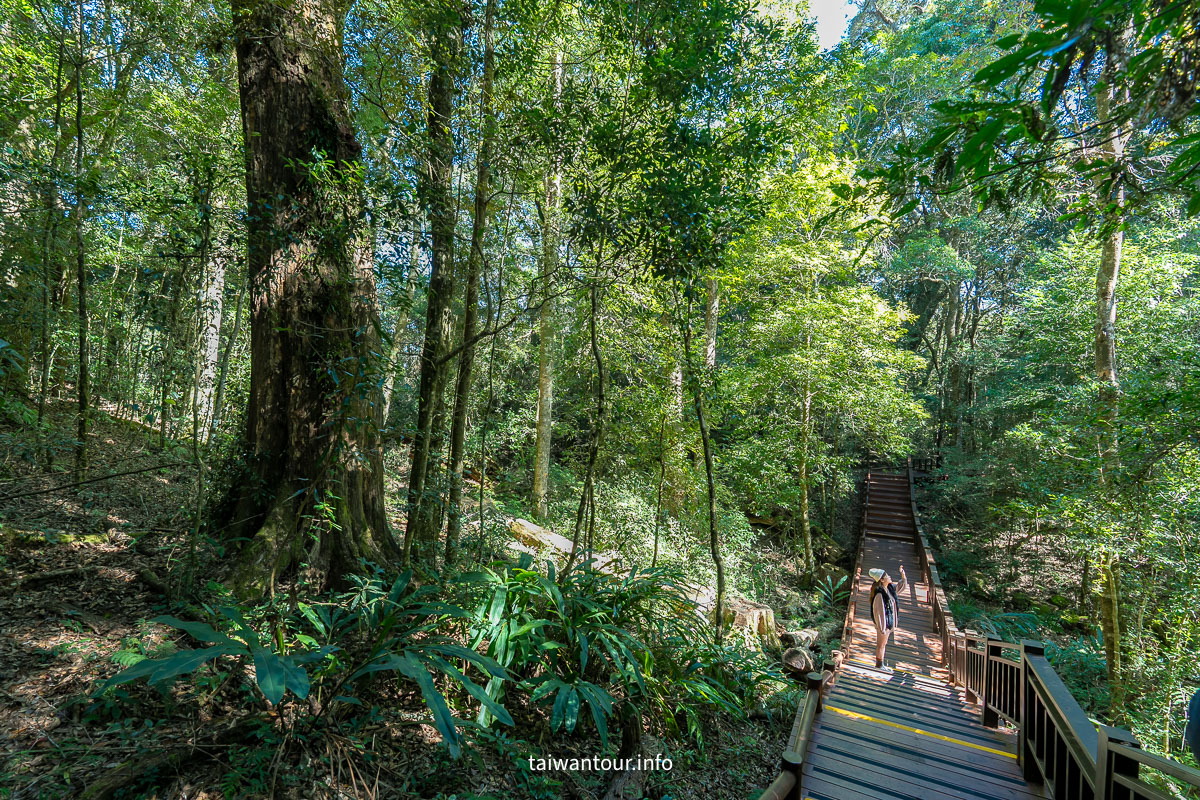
[756,670,834,800]
[757,469,872,800]
[904,458,1200,800]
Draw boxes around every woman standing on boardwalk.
[870,565,907,672]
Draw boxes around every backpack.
[871,582,900,630]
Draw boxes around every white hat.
[869,568,886,582]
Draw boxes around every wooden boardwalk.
[800,473,1044,800]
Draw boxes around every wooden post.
[780,750,803,800]
[807,671,824,713]
[1096,725,1140,800]
[1019,640,1044,784]
[982,639,1002,727]
[963,630,981,703]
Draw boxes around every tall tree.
[73,0,88,475]
[406,4,464,567]
[222,0,397,596]
[444,0,497,567]
[531,52,562,522]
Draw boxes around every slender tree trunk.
[683,289,724,642]
[98,225,123,392]
[704,275,718,370]
[73,4,88,476]
[406,11,464,566]
[532,53,562,522]
[37,34,67,430]
[826,425,839,543]
[945,279,963,448]
[210,279,245,440]
[222,0,397,597]
[564,283,606,577]
[798,396,814,577]
[1093,36,1130,716]
[444,0,496,568]
[651,412,667,568]
[193,166,222,443]
[382,225,421,427]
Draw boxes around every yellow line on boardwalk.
[823,705,1017,759]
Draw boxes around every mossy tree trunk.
[223,0,397,597]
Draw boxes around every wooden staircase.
[800,471,1043,799]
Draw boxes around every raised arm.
[896,566,908,594]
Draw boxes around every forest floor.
[0,403,797,799]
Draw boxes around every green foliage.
[816,575,851,615]
[100,570,513,759]
[465,556,782,749]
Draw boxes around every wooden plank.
[806,742,1038,800]
[822,696,1014,748]
[805,735,1040,798]
[830,675,982,715]
[811,722,1026,778]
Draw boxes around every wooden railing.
[757,471,873,800]
[912,453,943,473]
[905,458,1200,800]
[756,668,837,800]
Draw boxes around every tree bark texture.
[406,10,463,566]
[193,166,222,443]
[224,0,397,596]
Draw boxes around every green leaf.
[152,615,242,649]
[401,654,460,758]
[551,685,573,730]
[252,646,286,704]
[100,645,229,693]
[429,643,508,681]
[563,687,581,732]
[430,656,514,727]
[281,656,310,699]
[579,684,611,747]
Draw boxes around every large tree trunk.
[445,0,497,568]
[406,12,463,567]
[222,0,397,597]
[531,52,563,523]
